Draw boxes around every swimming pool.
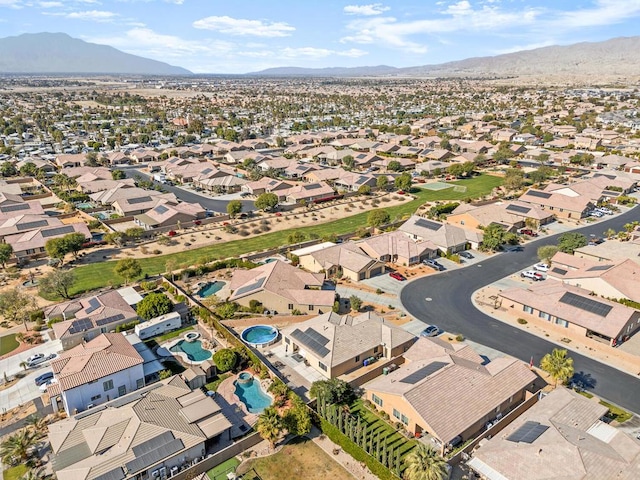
[197,281,226,298]
[234,373,272,414]
[241,325,279,347]
[169,339,212,362]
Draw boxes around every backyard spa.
[157,331,216,364]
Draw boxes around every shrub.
[30,310,45,322]
[213,348,238,373]
[455,334,465,342]
[517,318,528,325]
[115,320,140,332]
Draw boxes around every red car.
[168,230,177,237]
[389,272,406,281]
[397,190,406,195]
[519,229,538,237]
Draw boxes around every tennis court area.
[418,181,454,191]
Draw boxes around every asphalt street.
[122,167,255,213]
[400,207,640,414]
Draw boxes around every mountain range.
[0,33,191,75]
[0,33,638,79]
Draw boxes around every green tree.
[0,429,37,464]
[503,168,524,190]
[44,237,68,264]
[63,232,87,259]
[287,231,306,244]
[0,243,13,268]
[212,348,237,373]
[540,348,574,387]
[342,155,355,170]
[0,288,37,330]
[394,172,412,191]
[309,378,355,404]
[387,160,402,172]
[254,192,279,211]
[256,406,282,450]
[447,163,464,178]
[111,169,126,180]
[358,184,372,195]
[104,231,124,246]
[159,369,172,380]
[349,295,363,312]
[376,175,389,190]
[481,224,507,251]
[557,232,587,254]
[537,245,559,264]
[136,292,173,320]
[0,162,17,177]
[215,302,238,319]
[23,414,47,438]
[282,400,312,436]
[38,269,75,300]
[367,209,390,228]
[19,162,38,177]
[226,200,242,218]
[124,227,144,241]
[403,443,449,480]
[461,161,475,176]
[114,258,142,285]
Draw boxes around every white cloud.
[38,1,63,7]
[344,3,390,16]
[66,10,118,22]
[192,15,295,37]
[0,0,22,8]
[553,0,640,28]
[493,39,557,55]
[279,47,368,59]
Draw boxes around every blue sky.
[0,0,639,73]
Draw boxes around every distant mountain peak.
[0,32,191,75]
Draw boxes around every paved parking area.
[0,367,51,411]
[2,338,61,377]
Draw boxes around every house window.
[103,380,114,391]
[318,362,327,371]
[91,394,101,401]
[372,394,383,407]
[401,414,409,425]
[288,304,294,310]
[523,305,533,314]
[118,385,126,396]
[285,337,290,345]
[309,305,315,311]
[539,311,551,321]
[393,409,402,420]
[26,249,35,255]
[555,318,569,328]
[136,378,144,389]
[355,355,360,363]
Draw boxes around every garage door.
[370,267,383,277]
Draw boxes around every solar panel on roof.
[593,173,615,180]
[132,432,175,456]
[41,226,75,237]
[304,328,329,346]
[95,314,126,326]
[235,277,266,297]
[414,218,442,231]
[0,203,29,212]
[305,183,322,190]
[16,220,49,231]
[125,438,183,474]
[69,318,93,334]
[399,362,448,384]
[526,190,552,199]
[587,265,613,271]
[153,205,169,214]
[92,467,125,480]
[85,297,101,315]
[507,421,549,443]
[551,267,568,275]
[505,204,531,214]
[128,196,152,204]
[290,328,330,358]
[559,291,613,317]
[602,190,621,197]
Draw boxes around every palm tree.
[255,406,282,451]
[403,444,449,480]
[0,429,37,464]
[540,348,574,387]
[24,415,47,438]
[20,468,48,480]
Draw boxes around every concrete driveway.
[1,338,61,377]
[0,367,51,412]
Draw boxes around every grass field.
[2,464,27,480]
[0,333,19,356]
[207,457,240,480]
[236,437,354,480]
[69,174,502,295]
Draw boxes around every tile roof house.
[77,178,136,194]
[333,171,377,192]
[399,215,483,252]
[282,182,336,205]
[0,200,44,223]
[91,186,176,208]
[357,231,438,266]
[547,251,640,303]
[448,201,555,230]
[498,281,640,346]
[47,290,139,350]
[240,177,293,196]
[364,337,537,449]
[229,260,334,314]
[573,237,640,263]
[297,242,386,281]
[0,214,64,240]
[5,222,90,263]
[467,387,640,480]
[281,311,416,379]
[134,201,206,230]
[518,187,595,220]
[47,333,145,415]
[48,376,233,480]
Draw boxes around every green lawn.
[236,437,355,480]
[69,174,503,296]
[207,457,240,480]
[350,400,417,459]
[152,325,194,343]
[3,464,28,480]
[600,400,632,423]
[0,333,19,356]
[204,372,232,392]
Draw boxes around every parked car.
[423,259,445,271]
[519,229,538,237]
[521,270,544,281]
[39,379,57,392]
[26,353,46,367]
[596,207,613,215]
[588,210,603,218]
[502,245,523,252]
[420,325,440,337]
[34,372,54,386]
[389,271,406,281]
[533,263,549,272]
[459,251,474,259]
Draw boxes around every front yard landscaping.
[0,333,19,356]
[236,437,354,480]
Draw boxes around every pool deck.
[157,337,215,365]
[217,375,259,427]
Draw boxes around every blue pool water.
[169,340,212,362]
[234,376,272,413]
[197,281,225,298]
[241,325,278,346]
